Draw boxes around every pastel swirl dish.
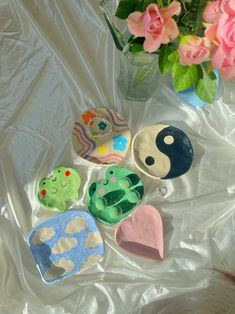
[37,166,81,211]
[28,210,104,284]
[132,124,193,179]
[72,108,131,166]
[87,166,144,224]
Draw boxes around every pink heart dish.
[115,204,163,260]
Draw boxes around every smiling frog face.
[37,166,81,211]
[87,166,144,224]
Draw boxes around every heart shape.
[115,204,163,260]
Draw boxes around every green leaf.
[172,63,198,92]
[115,0,139,19]
[115,0,158,19]
[130,43,144,53]
[129,36,144,52]
[168,50,179,62]
[178,25,191,35]
[127,35,135,43]
[136,0,157,11]
[158,45,174,75]
[195,67,217,103]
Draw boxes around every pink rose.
[206,11,235,79]
[127,2,181,53]
[206,11,235,47]
[178,35,210,66]
[203,0,228,23]
[224,0,235,16]
[212,46,235,79]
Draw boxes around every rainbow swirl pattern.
[72,108,131,165]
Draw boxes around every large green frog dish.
[37,166,81,211]
[87,166,144,224]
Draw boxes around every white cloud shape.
[85,231,102,248]
[44,257,74,281]
[65,216,88,234]
[32,227,55,245]
[52,237,77,254]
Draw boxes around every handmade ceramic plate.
[115,204,164,260]
[72,108,131,165]
[37,166,81,211]
[132,124,193,179]
[87,166,144,224]
[28,210,104,284]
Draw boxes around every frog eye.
[57,169,61,173]
[41,181,47,186]
[89,183,97,196]
[109,170,114,174]
[65,170,71,176]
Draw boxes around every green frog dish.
[87,166,144,224]
[37,166,81,211]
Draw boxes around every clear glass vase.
[100,0,159,101]
[117,51,159,101]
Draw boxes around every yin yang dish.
[132,124,193,179]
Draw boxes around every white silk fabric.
[1,1,235,313]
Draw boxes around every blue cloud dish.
[28,210,104,284]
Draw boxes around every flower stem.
[180,0,187,12]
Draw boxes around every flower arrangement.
[114,0,235,103]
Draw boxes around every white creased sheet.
[1,0,235,313]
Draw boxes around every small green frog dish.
[37,166,81,211]
[87,166,144,224]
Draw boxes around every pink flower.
[224,0,235,16]
[127,2,181,53]
[203,0,228,23]
[212,46,235,79]
[178,35,210,66]
[206,11,235,79]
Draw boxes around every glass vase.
[100,0,159,101]
[117,51,159,101]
